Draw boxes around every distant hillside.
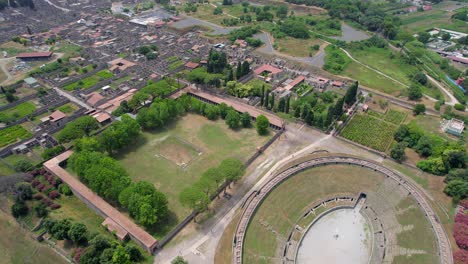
[0,0,35,11]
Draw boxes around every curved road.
[233,156,452,264]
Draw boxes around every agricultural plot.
[341,114,398,152]
[0,101,37,124]
[0,125,33,148]
[62,70,113,91]
[383,109,407,125]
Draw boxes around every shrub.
[454,220,468,250]
[33,193,44,200]
[13,159,34,172]
[49,190,60,199]
[34,203,48,217]
[11,201,28,218]
[42,198,53,206]
[454,104,466,111]
[50,204,61,210]
[31,179,40,187]
[36,183,45,191]
[454,250,468,264]
[59,184,73,196]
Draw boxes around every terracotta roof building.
[16,52,54,60]
[44,151,158,253]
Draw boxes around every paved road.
[51,87,92,110]
[426,74,459,106]
[233,156,453,264]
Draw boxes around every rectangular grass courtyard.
[116,114,271,237]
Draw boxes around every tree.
[263,90,269,107]
[333,98,344,118]
[394,124,410,142]
[11,201,28,218]
[89,235,111,251]
[125,245,142,262]
[241,112,251,128]
[119,181,168,226]
[42,145,66,160]
[13,159,33,172]
[112,245,131,264]
[344,81,358,106]
[260,85,265,106]
[34,203,48,217]
[324,105,334,128]
[51,219,72,240]
[294,106,301,118]
[172,256,188,264]
[442,32,451,41]
[413,104,426,115]
[57,116,99,143]
[397,31,414,49]
[179,186,210,212]
[285,96,290,114]
[68,223,88,245]
[256,115,269,135]
[219,158,244,183]
[15,182,32,201]
[304,109,314,126]
[417,31,431,44]
[236,61,242,79]
[415,135,433,157]
[391,142,407,162]
[241,61,250,76]
[269,93,275,110]
[278,97,286,112]
[413,72,427,85]
[408,85,422,100]
[225,110,241,129]
[444,180,467,202]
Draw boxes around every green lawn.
[400,8,468,34]
[275,36,325,57]
[116,114,269,238]
[349,47,418,86]
[55,103,78,114]
[0,125,33,148]
[0,210,67,264]
[0,102,36,123]
[63,70,113,91]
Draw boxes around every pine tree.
[324,105,334,128]
[344,81,358,106]
[241,61,250,76]
[260,85,265,106]
[228,69,234,81]
[305,110,314,125]
[301,104,310,119]
[333,98,344,118]
[270,93,275,110]
[278,97,285,112]
[294,105,301,118]
[264,90,269,108]
[236,61,242,79]
[285,96,290,114]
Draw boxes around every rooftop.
[16,52,53,59]
[254,64,283,75]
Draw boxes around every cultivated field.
[63,70,113,91]
[0,125,33,148]
[242,164,438,264]
[341,113,399,152]
[117,114,270,235]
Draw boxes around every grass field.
[0,125,33,148]
[0,41,32,57]
[242,164,438,264]
[0,209,67,264]
[343,61,407,95]
[400,8,468,34]
[275,37,325,57]
[349,47,418,86]
[55,103,79,114]
[0,102,37,123]
[341,113,398,152]
[116,114,269,237]
[63,70,113,91]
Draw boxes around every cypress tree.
[264,90,269,108]
[325,105,334,128]
[278,97,286,112]
[270,93,275,110]
[305,110,314,125]
[236,61,242,79]
[344,81,358,106]
[294,105,301,118]
[285,96,290,114]
[260,85,265,106]
[333,97,344,118]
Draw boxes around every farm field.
[242,164,438,264]
[62,70,113,91]
[0,125,33,148]
[116,114,270,237]
[0,101,37,124]
[340,113,399,152]
[399,6,468,34]
[275,36,326,57]
[0,209,67,264]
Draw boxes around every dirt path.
[0,57,14,86]
[426,74,459,106]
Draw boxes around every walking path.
[233,156,453,264]
[44,0,70,12]
[51,86,92,110]
[426,74,459,106]
[0,57,15,85]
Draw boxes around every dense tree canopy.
[57,116,99,143]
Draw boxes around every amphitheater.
[233,155,452,264]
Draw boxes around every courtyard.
[116,114,270,236]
